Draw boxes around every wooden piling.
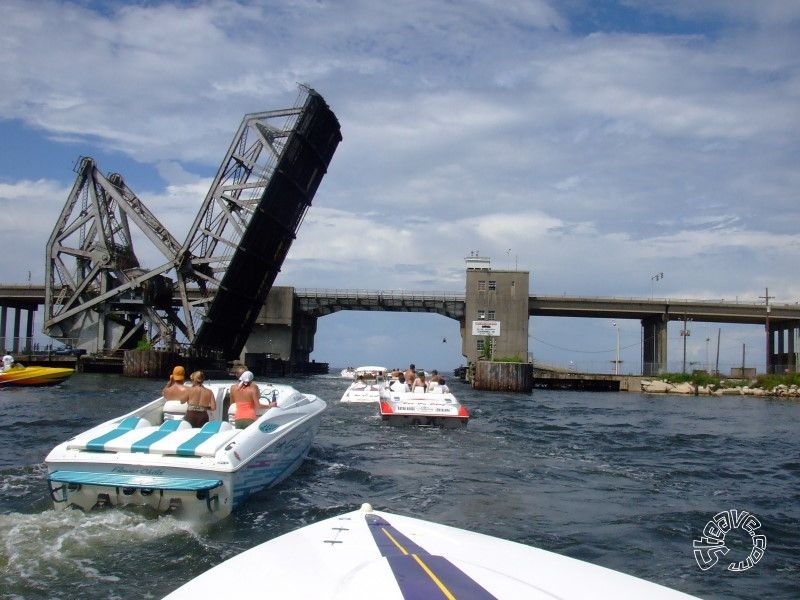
[123,350,183,379]
[472,361,534,392]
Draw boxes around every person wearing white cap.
[230,370,270,429]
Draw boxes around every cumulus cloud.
[0,0,797,370]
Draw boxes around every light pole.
[760,287,773,374]
[681,316,691,373]
[650,272,664,299]
[705,337,710,373]
[612,320,620,375]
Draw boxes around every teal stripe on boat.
[131,420,184,453]
[48,470,222,491]
[176,421,226,457]
[85,416,145,452]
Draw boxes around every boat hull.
[378,386,469,428]
[340,365,387,403]
[45,382,326,521]
[163,504,700,599]
[0,366,74,387]
[380,412,468,428]
[340,385,383,403]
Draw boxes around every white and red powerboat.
[379,379,469,428]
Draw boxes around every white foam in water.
[0,508,205,593]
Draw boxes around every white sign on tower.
[472,320,501,336]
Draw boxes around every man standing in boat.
[404,363,416,385]
[182,370,217,428]
[1,352,13,372]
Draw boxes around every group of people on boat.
[162,364,276,429]
[387,364,449,393]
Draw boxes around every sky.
[0,0,798,374]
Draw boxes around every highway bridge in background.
[6,285,795,324]
[3,284,799,374]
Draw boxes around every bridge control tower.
[43,87,341,360]
[463,253,530,365]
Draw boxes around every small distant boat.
[45,379,326,521]
[163,503,700,599]
[0,364,74,387]
[340,366,387,403]
[340,367,356,378]
[379,380,469,428]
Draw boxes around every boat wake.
[0,507,213,597]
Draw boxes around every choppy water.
[0,372,797,599]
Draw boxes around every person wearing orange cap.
[162,365,188,401]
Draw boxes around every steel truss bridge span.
[43,87,341,359]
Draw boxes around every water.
[1,373,797,599]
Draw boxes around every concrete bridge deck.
[2,285,799,374]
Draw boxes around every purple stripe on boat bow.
[365,513,497,599]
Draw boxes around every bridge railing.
[295,289,465,301]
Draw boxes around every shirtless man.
[404,363,416,386]
[182,370,217,428]
[162,366,188,401]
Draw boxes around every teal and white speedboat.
[45,380,326,521]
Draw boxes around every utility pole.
[741,343,746,378]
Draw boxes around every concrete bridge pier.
[0,303,36,353]
[239,287,319,369]
[769,320,800,374]
[642,315,668,375]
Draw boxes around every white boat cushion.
[163,399,188,420]
[66,416,152,451]
[102,419,192,453]
[146,420,237,457]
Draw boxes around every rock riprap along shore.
[641,380,800,397]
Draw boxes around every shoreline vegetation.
[641,372,800,397]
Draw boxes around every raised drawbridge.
[44,87,341,359]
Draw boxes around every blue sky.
[1,0,798,373]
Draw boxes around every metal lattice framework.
[44,87,341,356]
[44,159,187,351]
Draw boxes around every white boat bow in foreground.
[163,503,700,599]
[45,380,326,521]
